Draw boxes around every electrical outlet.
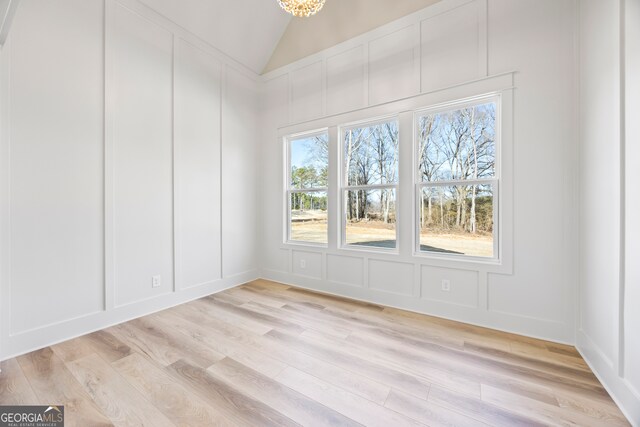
[152,275,161,288]
[441,279,451,292]
[300,259,306,269]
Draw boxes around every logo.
[0,405,64,427]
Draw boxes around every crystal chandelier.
[278,0,326,17]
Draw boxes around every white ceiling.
[264,0,443,73]
[139,0,291,74]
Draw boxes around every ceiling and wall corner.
[262,0,443,73]
[0,0,20,45]
[136,0,291,74]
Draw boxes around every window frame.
[284,128,330,247]
[413,94,501,261]
[278,73,514,273]
[338,115,400,253]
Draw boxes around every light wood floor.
[0,280,629,426]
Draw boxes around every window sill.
[282,241,329,250]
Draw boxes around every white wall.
[136,0,291,73]
[222,67,260,277]
[576,0,640,424]
[577,0,621,371]
[260,0,578,344]
[623,0,640,410]
[577,0,640,425]
[0,0,260,360]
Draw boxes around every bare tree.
[418,103,495,234]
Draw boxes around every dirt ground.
[291,218,493,257]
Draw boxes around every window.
[341,119,399,249]
[286,131,329,245]
[416,99,498,258]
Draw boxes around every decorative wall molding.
[0,0,260,360]
[263,0,488,125]
[259,0,579,347]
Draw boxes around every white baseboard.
[260,269,574,345]
[0,270,259,361]
[577,330,640,427]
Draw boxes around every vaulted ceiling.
[139,0,291,73]
[138,0,443,75]
[263,0,443,73]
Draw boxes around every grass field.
[290,212,492,257]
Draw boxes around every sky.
[290,135,326,170]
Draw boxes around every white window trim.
[278,72,514,275]
[284,129,329,247]
[413,94,502,262]
[338,116,400,253]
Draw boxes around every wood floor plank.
[17,348,113,427]
[230,285,288,308]
[275,366,425,427]
[159,306,288,377]
[206,291,246,306]
[83,330,133,363]
[428,385,546,427]
[510,340,591,371]
[0,279,629,426]
[554,390,631,425]
[51,330,131,364]
[379,306,544,352]
[245,330,393,405]
[66,353,175,427]
[112,353,238,427]
[207,357,363,427]
[385,389,489,427]
[480,383,629,427]
[265,329,432,400]
[345,326,608,404]
[284,300,466,352]
[241,300,352,339]
[0,358,38,405]
[188,297,273,335]
[284,286,384,313]
[165,305,392,404]
[51,336,97,363]
[248,279,291,292]
[164,302,390,404]
[167,359,300,427]
[128,316,225,368]
[546,342,583,358]
[243,283,327,310]
[343,329,568,405]
[107,323,182,367]
[464,341,595,378]
[301,328,481,398]
[201,297,305,335]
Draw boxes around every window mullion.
[343,183,397,191]
[289,187,328,193]
[417,179,495,188]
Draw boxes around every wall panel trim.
[0,0,260,360]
